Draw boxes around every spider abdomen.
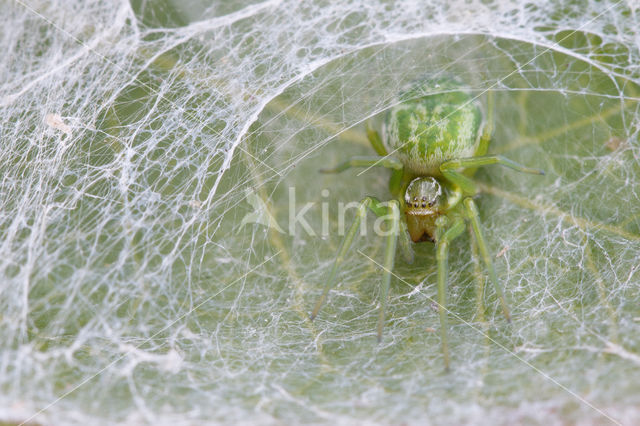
[383,78,484,175]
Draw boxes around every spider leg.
[326,123,405,197]
[376,199,400,341]
[467,221,486,322]
[310,198,370,321]
[440,155,545,195]
[466,91,493,177]
[476,89,493,157]
[398,219,414,264]
[321,152,404,198]
[365,121,388,156]
[443,155,545,175]
[319,156,403,174]
[435,215,465,370]
[311,197,400,344]
[463,197,511,322]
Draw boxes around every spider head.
[403,177,444,243]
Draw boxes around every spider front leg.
[463,197,510,321]
[440,155,545,195]
[310,197,400,342]
[365,121,388,156]
[321,123,405,197]
[435,215,466,370]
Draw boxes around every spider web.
[1,0,639,424]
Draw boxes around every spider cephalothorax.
[312,77,544,369]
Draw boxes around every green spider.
[309,77,544,369]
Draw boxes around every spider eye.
[404,177,443,211]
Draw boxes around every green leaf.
[1,2,639,425]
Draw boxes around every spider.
[309,77,544,369]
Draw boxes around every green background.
[1,0,639,424]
